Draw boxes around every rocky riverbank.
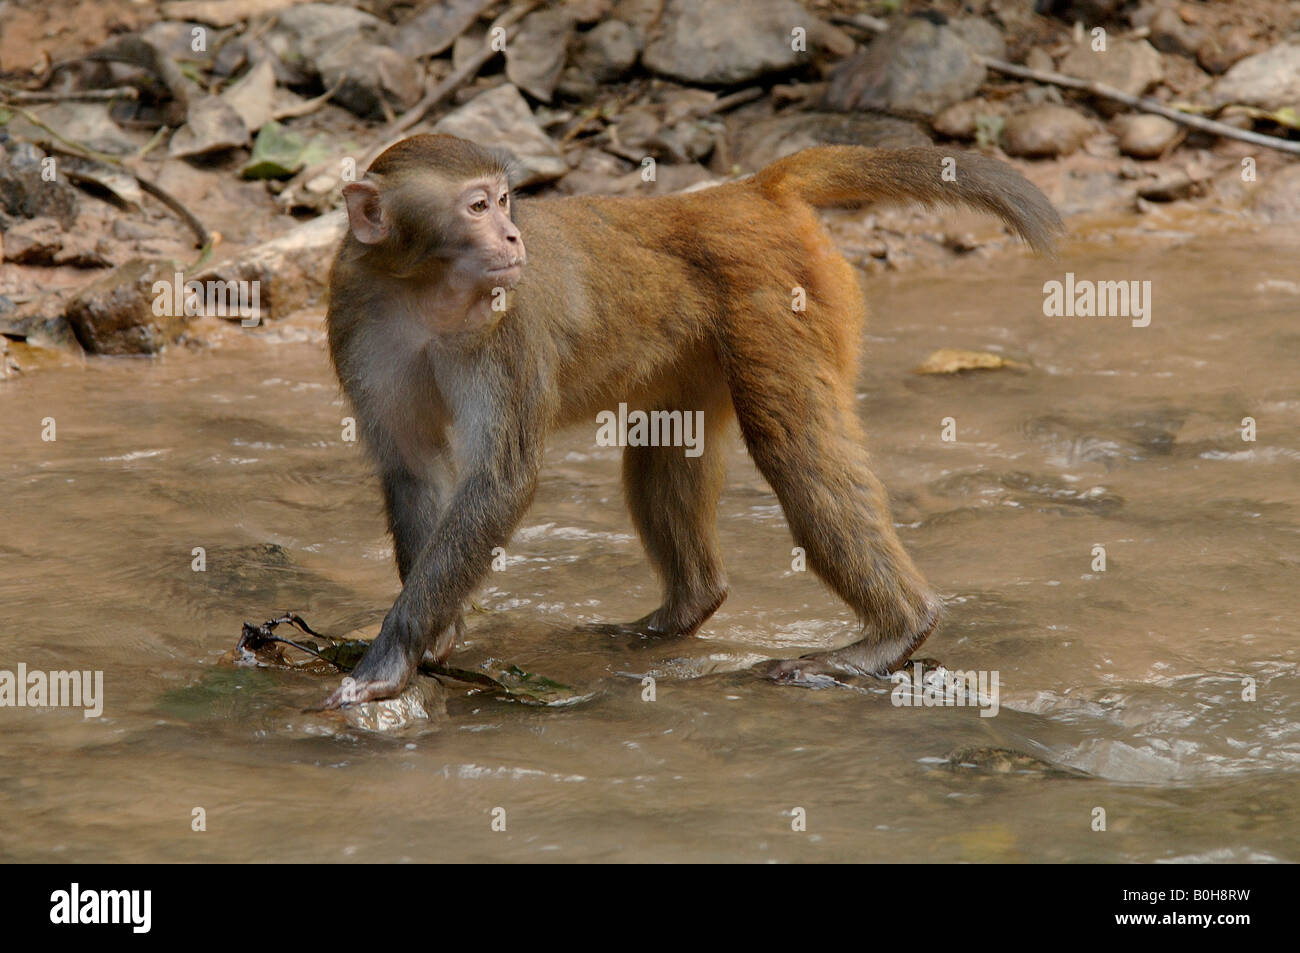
[1,0,1298,375]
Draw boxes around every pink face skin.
[341,175,527,291]
[451,176,526,290]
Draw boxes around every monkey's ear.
[342,181,388,245]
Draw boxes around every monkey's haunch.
[317,133,1063,709]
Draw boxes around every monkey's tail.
[754,146,1064,254]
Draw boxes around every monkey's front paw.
[311,675,406,711]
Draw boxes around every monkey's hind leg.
[589,387,732,639]
[722,332,940,682]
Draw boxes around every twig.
[271,77,344,121]
[982,56,1300,156]
[134,176,212,248]
[681,86,764,120]
[0,86,139,104]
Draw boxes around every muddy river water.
[2,222,1297,862]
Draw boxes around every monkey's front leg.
[319,450,542,709]
[383,457,464,656]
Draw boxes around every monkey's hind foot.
[757,608,940,686]
[312,637,419,710]
[584,591,728,641]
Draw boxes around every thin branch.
[271,77,344,121]
[981,56,1300,156]
[0,86,139,104]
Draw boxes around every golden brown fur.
[319,135,1062,706]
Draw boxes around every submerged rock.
[340,677,447,732]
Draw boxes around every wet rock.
[1114,113,1180,158]
[169,96,250,157]
[1058,38,1164,97]
[64,259,190,355]
[192,209,346,320]
[431,84,568,187]
[825,17,986,116]
[1001,104,1092,158]
[1196,26,1255,76]
[732,112,929,171]
[1209,42,1300,110]
[914,349,1026,374]
[394,0,494,58]
[505,7,575,103]
[949,16,1006,61]
[642,0,809,85]
[945,746,1083,778]
[1249,164,1300,224]
[339,677,446,732]
[0,144,79,227]
[572,19,641,82]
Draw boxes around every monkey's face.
[342,173,527,291]
[445,176,527,291]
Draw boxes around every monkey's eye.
[498,192,509,208]
[469,199,490,214]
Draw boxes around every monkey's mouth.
[485,260,524,276]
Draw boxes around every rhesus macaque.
[320,133,1062,708]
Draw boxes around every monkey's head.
[342,134,526,289]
